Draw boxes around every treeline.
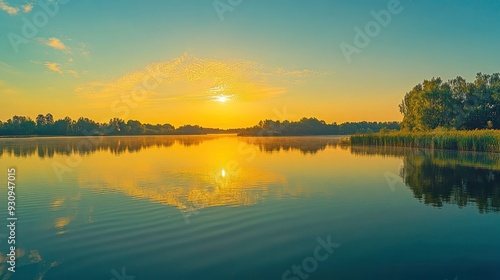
[400,72,500,131]
[0,114,230,136]
[0,114,400,137]
[237,117,400,136]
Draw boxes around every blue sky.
[1,0,499,127]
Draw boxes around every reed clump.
[350,130,500,152]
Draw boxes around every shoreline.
[350,130,500,153]
[0,133,233,139]
[0,134,349,139]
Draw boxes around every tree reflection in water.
[0,135,223,158]
[0,135,346,158]
[351,146,500,213]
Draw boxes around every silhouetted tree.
[52,117,74,135]
[126,120,145,135]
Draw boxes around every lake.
[0,135,499,280]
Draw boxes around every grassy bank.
[350,130,500,152]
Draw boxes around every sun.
[216,96,228,103]
[209,85,234,103]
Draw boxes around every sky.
[1,0,500,129]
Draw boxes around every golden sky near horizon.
[1,52,404,128]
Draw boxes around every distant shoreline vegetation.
[0,115,231,137]
[0,114,399,137]
[236,119,399,136]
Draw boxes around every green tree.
[402,78,455,130]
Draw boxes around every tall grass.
[350,130,500,152]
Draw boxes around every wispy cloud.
[77,53,327,107]
[45,62,63,74]
[22,3,33,13]
[41,37,71,53]
[67,69,79,77]
[34,58,79,77]
[0,0,19,15]
[78,42,89,58]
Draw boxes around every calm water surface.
[0,135,499,280]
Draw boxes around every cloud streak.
[67,70,79,77]
[45,62,63,74]
[41,37,71,52]
[77,53,329,107]
[22,3,33,13]
[0,0,19,15]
